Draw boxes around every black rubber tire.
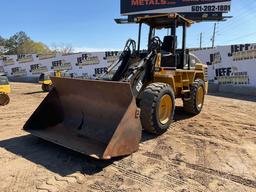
[0,93,10,106]
[42,84,53,92]
[42,84,47,92]
[140,83,175,135]
[183,79,205,115]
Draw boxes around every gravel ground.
[0,82,255,192]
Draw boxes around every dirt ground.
[0,82,255,192]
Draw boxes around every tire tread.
[183,79,205,115]
[141,83,175,135]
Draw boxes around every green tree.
[0,36,6,56]
[6,31,30,54]
[1,31,52,55]
[16,40,51,54]
[0,36,6,46]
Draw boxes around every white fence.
[0,43,256,88]
[193,43,256,87]
[0,51,119,79]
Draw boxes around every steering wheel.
[149,36,162,52]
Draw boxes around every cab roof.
[135,13,194,29]
[115,13,194,29]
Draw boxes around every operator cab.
[116,13,197,70]
[136,14,193,70]
[160,35,177,68]
[160,36,200,69]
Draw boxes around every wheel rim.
[196,86,204,109]
[158,94,172,125]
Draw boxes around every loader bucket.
[24,77,142,159]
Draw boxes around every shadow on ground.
[24,91,45,95]
[0,135,114,176]
[140,106,194,142]
[174,106,194,121]
[0,107,192,176]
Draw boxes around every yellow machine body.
[24,13,208,159]
[154,56,208,98]
[39,79,52,85]
[0,76,11,106]
[39,71,62,92]
[0,84,11,94]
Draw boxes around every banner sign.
[2,56,15,66]
[11,67,27,77]
[76,53,100,67]
[0,66,4,73]
[51,60,72,71]
[228,44,256,61]
[0,43,255,88]
[103,51,120,64]
[121,0,231,16]
[17,54,33,63]
[0,52,114,79]
[193,43,256,86]
[37,53,56,60]
[95,67,108,75]
[30,64,48,75]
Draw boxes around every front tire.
[140,83,175,135]
[42,84,53,92]
[0,93,10,106]
[183,79,205,115]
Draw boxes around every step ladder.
[180,73,191,101]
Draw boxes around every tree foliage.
[0,36,6,46]
[16,40,51,54]
[0,31,52,55]
[5,31,30,54]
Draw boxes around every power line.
[203,5,256,45]
[219,13,256,35]
[217,1,256,34]
[209,0,256,37]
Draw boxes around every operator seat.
[161,35,177,53]
[161,35,177,68]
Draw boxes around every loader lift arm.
[100,37,161,97]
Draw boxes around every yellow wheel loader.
[24,13,208,159]
[0,75,11,106]
[39,71,62,92]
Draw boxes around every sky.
[0,0,255,52]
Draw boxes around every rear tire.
[0,93,10,106]
[140,83,175,135]
[42,84,53,92]
[183,79,205,115]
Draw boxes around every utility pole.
[200,32,202,49]
[211,23,217,48]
